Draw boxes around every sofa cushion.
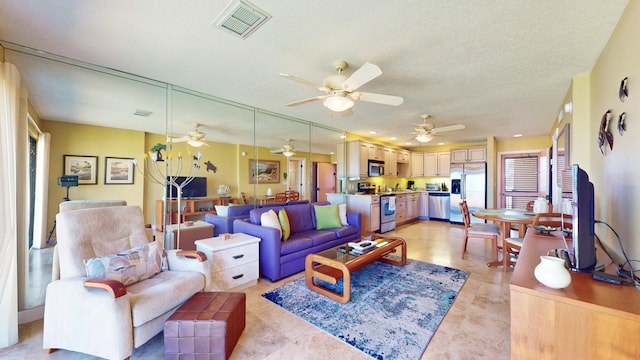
[314,204,342,230]
[339,204,348,226]
[284,203,314,233]
[299,229,337,246]
[250,206,284,224]
[278,209,291,241]
[280,234,313,255]
[214,205,229,216]
[227,204,255,217]
[83,241,162,286]
[127,270,204,327]
[261,210,282,239]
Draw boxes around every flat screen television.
[569,164,597,272]
[165,176,207,198]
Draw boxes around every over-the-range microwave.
[368,160,384,177]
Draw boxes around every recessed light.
[369,131,377,134]
[438,142,444,145]
[405,142,412,145]
[389,137,397,140]
[514,134,523,138]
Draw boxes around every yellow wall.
[42,121,333,228]
[496,135,549,152]
[42,120,146,231]
[584,1,639,263]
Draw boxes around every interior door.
[316,162,336,202]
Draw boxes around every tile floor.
[1,220,512,359]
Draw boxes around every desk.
[255,195,275,205]
[510,228,640,358]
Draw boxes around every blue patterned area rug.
[262,259,469,360]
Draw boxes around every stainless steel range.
[379,195,396,233]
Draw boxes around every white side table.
[195,233,261,291]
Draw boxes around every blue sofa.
[203,201,312,236]
[204,204,255,236]
[233,202,362,281]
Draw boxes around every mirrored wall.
[3,41,346,311]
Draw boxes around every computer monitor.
[570,164,597,272]
[165,176,207,198]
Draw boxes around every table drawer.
[210,243,258,272]
[212,261,259,291]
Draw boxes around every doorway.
[314,162,336,202]
[286,157,306,198]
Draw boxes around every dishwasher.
[428,192,451,221]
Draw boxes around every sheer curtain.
[32,132,50,249]
[0,61,28,348]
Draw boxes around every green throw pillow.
[278,208,291,241]
[314,204,342,230]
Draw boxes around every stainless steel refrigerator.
[449,162,486,224]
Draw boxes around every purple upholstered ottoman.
[164,292,246,360]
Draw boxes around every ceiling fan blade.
[340,108,353,117]
[286,95,327,107]
[167,136,189,143]
[355,91,404,106]
[342,62,382,92]
[432,124,466,132]
[280,73,330,92]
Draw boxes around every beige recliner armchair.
[43,206,211,360]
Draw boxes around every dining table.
[472,208,537,248]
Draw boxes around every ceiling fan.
[270,139,296,157]
[167,123,209,147]
[412,114,465,143]
[280,60,403,114]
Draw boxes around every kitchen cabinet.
[367,143,384,161]
[397,150,411,163]
[406,193,420,221]
[394,194,407,224]
[384,148,397,177]
[346,195,380,235]
[345,140,370,178]
[410,152,424,177]
[419,192,429,219]
[451,147,486,163]
[424,152,451,177]
[336,142,346,178]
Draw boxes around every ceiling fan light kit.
[416,133,434,143]
[323,94,354,112]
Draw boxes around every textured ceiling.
[0,0,629,150]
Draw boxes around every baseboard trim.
[18,306,44,324]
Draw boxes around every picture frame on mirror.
[63,155,98,185]
[104,157,135,184]
[249,159,280,184]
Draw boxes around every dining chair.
[274,192,287,203]
[459,201,501,266]
[285,190,300,201]
[241,192,248,204]
[503,212,572,272]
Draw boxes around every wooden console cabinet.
[155,197,237,231]
[510,229,640,359]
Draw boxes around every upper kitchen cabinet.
[367,143,384,161]
[450,147,486,163]
[410,152,424,177]
[343,140,369,179]
[424,152,450,177]
[383,148,397,177]
[397,150,410,163]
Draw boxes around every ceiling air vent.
[213,0,271,39]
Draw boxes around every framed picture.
[105,157,135,184]
[63,155,98,185]
[249,159,280,184]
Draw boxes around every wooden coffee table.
[304,233,407,303]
